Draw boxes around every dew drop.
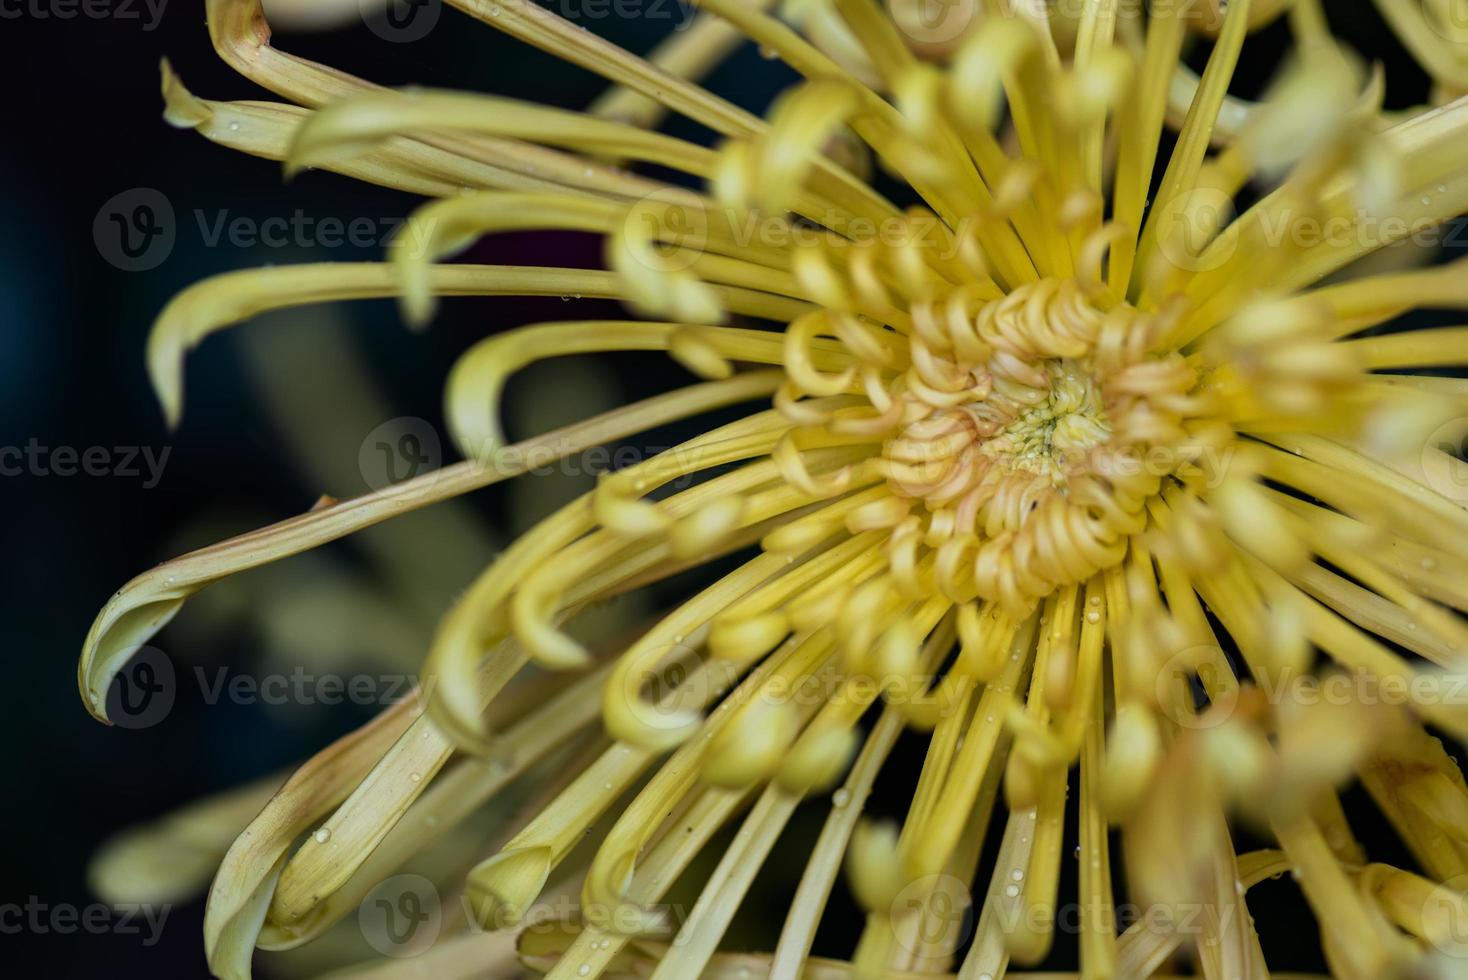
[577,966,590,977]
[832,788,851,808]
[1010,869,1024,881]
[228,122,240,132]
[314,828,332,844]
[409,771,422,783]
[1085,610,1101,624]
[1003,884,1020,897]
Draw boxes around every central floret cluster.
[980,363,1112,483]
[856,277,1214,615]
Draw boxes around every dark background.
[0,1,1447,977]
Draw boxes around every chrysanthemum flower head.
[81,1,1468,978]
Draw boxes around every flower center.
[978,362,1112,486]
[874,277,1207,613]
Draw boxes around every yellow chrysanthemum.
[83,1,1468,978]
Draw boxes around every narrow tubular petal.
[206,0,660,199]
[203,696,421,980]
[445,321,844,459]
[80,373,781,723]
[161,63,466,197]
[267,662,611,927]
[147,263,803,427]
